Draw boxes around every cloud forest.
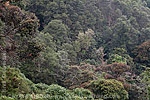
[1,0,150,100]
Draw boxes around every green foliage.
[0,96,15,100]
[45,84,72,100]
[86,79,128,100]
[10,0,26,9]
[0,19,4,66]
[31,84,94,100]
[18,19,39,37]
[63,65,97,89]
[83,59,97,65]
[108,54,127,64]
[0,19,4,33]
[111,48,134,65]
[25,0,150,67]
[140,67,150,100]
[31,83,50,94]
[20,62,57,85]
[73,88,94,100]
[25,0,102,34]
[73,29,95,62]
[61,43,77,65]
[17,40,43,60]
[36,32,59,67]
[141,67,150,84]
[148,86,150,100]
[19,32,59,85]
[2,0,150,99]
[43,20,69,45]
[0,67,95,100]
[42,47,59,67]
[0,67,32,95]
[144,0,150,7]
[0,1,41,67]
[44,84,95,100]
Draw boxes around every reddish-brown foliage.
[94,62,134,93]
[0,1,41,66]
[132,41,150,65]
[123,83,131,91]
[63,64,98,89]
[104,73,114,79]
[99,63,131,78]
[117,77,125,83]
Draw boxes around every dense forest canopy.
[1,0,150,100]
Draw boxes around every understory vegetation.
[1,0,150,100]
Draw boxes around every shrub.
[0,67,32,96]
[63,65,97,89]
[44,84,95,100]
[0,96,15,100]
[73,88,94,100]
[85,79,128,100]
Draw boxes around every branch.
[0,34,6,37]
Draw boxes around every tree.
[108,48,134,66]
[132,41,150,66]
[43,20,69,45]
[61,43,77,65]
[84,79,128,100]
[0,67,32,96]
[141,67,150,100]
[20,32,60,85]
[0,1,41,67]
[96,47,107,66]
[108,54,127,64]
[73,29,95,63]
[63,65,97,89]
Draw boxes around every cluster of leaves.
[94,48,147,100]
[17,40,43,60]
[0,0,42,67]
[62,64,97,89]
[24,0,150,68]
[0,67,33,95]
[0,67,96,100]
[25,0,102,33]
[19,62,59,85]
[83,79,128,100]
[1,0,150,100]
[132,41,150,66]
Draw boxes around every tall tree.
[0,1,41,67]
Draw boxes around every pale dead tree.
[0,25,6,67]
[96,47,107,66]
[1,47,6,67]
[58,50,70,68]
[77,29,95,50]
